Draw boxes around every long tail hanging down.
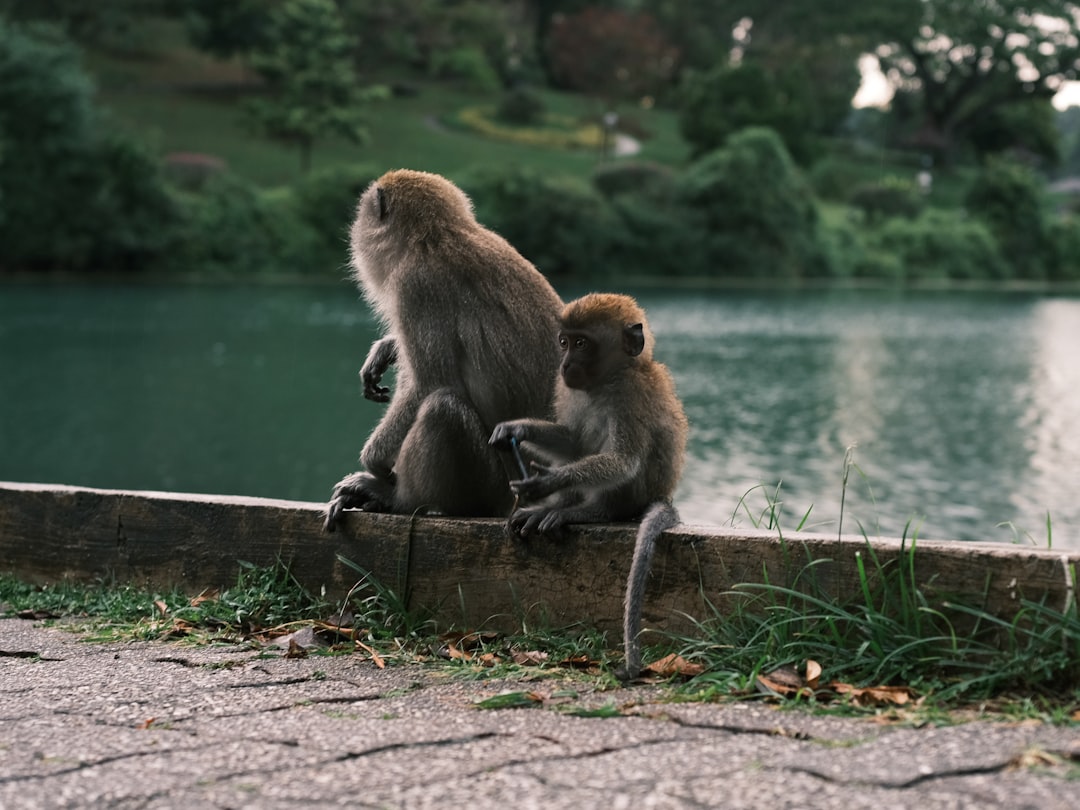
[621,500,680,680]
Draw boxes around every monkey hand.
[360,336,398,403]
[508,463,558,499]
[488,421,526,450]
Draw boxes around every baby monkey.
[489,293,688,679]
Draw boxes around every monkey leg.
[393,388,513,517]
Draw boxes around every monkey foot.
[323,472,394,532]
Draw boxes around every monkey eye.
[558,336,568,349]
[574,337,588,349]
[376,187,389,220]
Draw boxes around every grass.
[3,546,1077,723]
[83,19,689,188]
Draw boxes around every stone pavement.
[1,618,1077,809]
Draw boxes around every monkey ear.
[623,323,645,357]
[376,186,389,220]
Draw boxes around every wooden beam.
[1,482,1076,640]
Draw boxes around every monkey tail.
[620,500,680,681]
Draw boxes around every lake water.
[1,282,1078,549]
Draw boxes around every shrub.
[870,209,1008,281]
[965,159,1051,279]
[292,162,380,255]
[495,86,545,126]
[461,166,626,279]
[1046,217,1080,281]
[679,63,818,164]
[430,46,501,92]
[167,173,329,277]
[591,161,676,199]
[848,177,923,223]
[675,127,830,279]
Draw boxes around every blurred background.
[1,0,1078,547]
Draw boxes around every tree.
[873,0,1080,161]
[545,7,679,103]
[676,127,828,279]
[183,0,276,61]
[679,62,818,163]
[0,21,176,272]
[245,0,386,173]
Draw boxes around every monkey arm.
[511,451,641,501]
[360,336,398,403]
[360,376,421,478]
[489,419,576,458]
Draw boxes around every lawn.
[84,21,691,188]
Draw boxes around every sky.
[853,54,1080,110]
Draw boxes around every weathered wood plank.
[1,482,1076,641]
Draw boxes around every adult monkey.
[324,169,563,531]
[489,293,688,679]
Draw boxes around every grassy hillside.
[84,21,690,188]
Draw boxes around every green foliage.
[429,46,500,92]
[676,128,830,279]
[182,0,272,60]
[245,0,387,173]
[167,173,332,276]
[0,21,177,272]
[679,63,818,164]
[591,160,676,199]
[967,99,1061,166]
[1046,217,1080,281]
[848,177,923,223]
[876,0,1080,161]
[496,86,546,126]
[868,208,1008,281]
[462,165,626,279]
[965,160,1050,279]
[291,162,381,267]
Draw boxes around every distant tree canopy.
[870,0,1080,161]
[545,7,679,103]
[0,20,176,271]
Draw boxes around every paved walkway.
[1,618,1077,808]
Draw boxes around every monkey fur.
[324,169,563,531]
[489,293,689,679]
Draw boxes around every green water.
[2,281,1078,547]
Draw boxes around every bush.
[848,177,923,223]
[461,165,626,279]
[430,46,500,92]
[292,162,380,257]
[167,173,328,277]
[675,127,830,279]
[869,209,1008,281]
[679,63,818,164]
[495,86,545,126]
[965,159,1051,279]
[591,161,676,199]
[1046,217,1080,281]
[0,21,178,272]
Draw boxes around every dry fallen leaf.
[285,638,308,659]
[189,588,219,608]
[830,682,916,707]
[511,650,549,666]
[805,659,822,689]
[153,600,169,618]
[644,654,705,678]
[354,639,385,669]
